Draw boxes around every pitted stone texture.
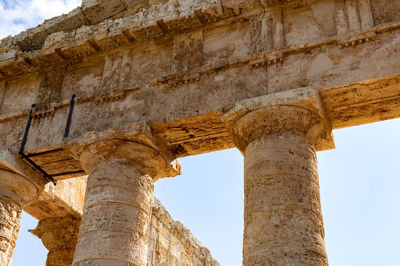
[67,123,181,181]
[31,216,80,266]
[0,195,22,266]
[73,157,154,266]
[0,170,38,266]
[0,170,38,205]
[226,104,330,266]
[243,132,328,265]
[30,197,220,266]
[224,87,334,153]
[232,105,328,152]
[81,0,126,25]
[77,139,169,179]
[147,198,220,266]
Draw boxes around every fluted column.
[70,138,180,266]
[0,194,21,266]
[224,87,334,265]
[31,215,80,266]
[0,170,37,266]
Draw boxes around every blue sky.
[13,119,400,266]
[2,1,400,266]
[0,0,80,38]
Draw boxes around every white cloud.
[0,0,81,39]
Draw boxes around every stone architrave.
[223,87,334,265]
[65,122,180,266]
[0,170,38,266]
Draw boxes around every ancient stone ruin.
[1,0,400,265]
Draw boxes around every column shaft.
[0,170,36,266]
[0,195,22,266]
[73,159,154,266]
[243,132,328,265]
[223,88,334,265]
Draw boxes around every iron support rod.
[19,104,58,185]
[19,104,35,155]
[25,148,65,158]
[20,154,58,185]
[51,170,86,178]
[64,94,76,138]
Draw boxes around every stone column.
[70,138,180,266]
[0,170,37,266]
[224,88,334,265]
[30,215,80,266]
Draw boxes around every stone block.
[122,0,147,9]
[81,0,126,25]
[44,7,89,34]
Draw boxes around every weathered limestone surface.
[0,195,22,266]
[31,216,80,266]
[1,0,400,265]
[224,87,331,265]
[148,199,219,266]
[30,192,219,266]
[0,0,400,168]
[71,144,153,265]
[68,122,181,265]
[242,133,327,265]
[73,153,155,265]
[0,145,216,265]
[0,170,38,266]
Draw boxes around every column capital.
[0,169,37,266]
[65,121,181,181]
[0,169,38,206]
[30,215,80,266]
[223,87,335,153]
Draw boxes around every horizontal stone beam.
[3,70,400,181]
[0,25,399,157]
[0,0,395,78]
[0,0,262,73]
[0,0,399,173]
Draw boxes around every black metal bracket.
[19,104,35,156]
[18,95,78,186]
[19,104,57,185]
[64,94,76,138]
[20,153,58,185]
